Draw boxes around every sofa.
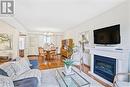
[0,58,41,87]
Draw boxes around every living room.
[0,0,130,87]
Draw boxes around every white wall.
[128,0,130,73]
[0,20,19,58]
[65,1,129,48]
[64,1,130,66]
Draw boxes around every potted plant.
[63,59,74,74]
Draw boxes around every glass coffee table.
[55,67,90,87]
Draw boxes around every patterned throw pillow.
[12,58,30,75]
[0,62,15,77]
[0,68,8,76]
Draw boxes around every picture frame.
[0,33,12,50]
[80,31,90,44]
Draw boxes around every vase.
[64,64,72,74]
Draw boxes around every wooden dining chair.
[38,47,43,55]
[38,47,46,64]
[49,50,56,60]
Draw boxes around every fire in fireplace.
[94,55,116,82]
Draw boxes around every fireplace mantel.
[90,48,129,60]
[89,47,129,85]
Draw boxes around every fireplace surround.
[90,48,129,85]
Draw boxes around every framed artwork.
[79,31,90,52]
[0,33,12,50]
[80,31,90,44]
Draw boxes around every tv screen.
[94,24,120,44]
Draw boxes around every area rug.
[41,67,105,87]
[41,68,59,87]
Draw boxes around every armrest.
[113,73,130,87]
[116,73,130,76]
[114,73,130,81]
[0,75,14,87]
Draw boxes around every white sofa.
[0,58,41,87]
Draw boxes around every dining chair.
[49,50,56,60]
[38,47,46,63]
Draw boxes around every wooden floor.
[29,55,111,87]
[38,55,64,70]
[39,57,64,70]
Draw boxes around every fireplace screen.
[94,55,116,82]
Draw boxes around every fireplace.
[94,55,116,82]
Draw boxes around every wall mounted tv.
[94,24,120,45]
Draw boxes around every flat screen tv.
[94,24,120,44]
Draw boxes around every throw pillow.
[0,62,16,77]
[12,58,30,75]
[0,68,8,76]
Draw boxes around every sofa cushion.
[0,68,8,76]
[13,77,38,87]
[0,62,15,77]
[12,58,30,75]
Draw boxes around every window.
[44,35,51,44]
[19,37,25,49]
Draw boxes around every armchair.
[113,73,130,87]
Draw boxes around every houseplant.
[63,59,74,74]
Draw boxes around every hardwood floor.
[39,55,64,70]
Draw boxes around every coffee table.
[55,67,90,87]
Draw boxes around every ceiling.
[1,0,126,32]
